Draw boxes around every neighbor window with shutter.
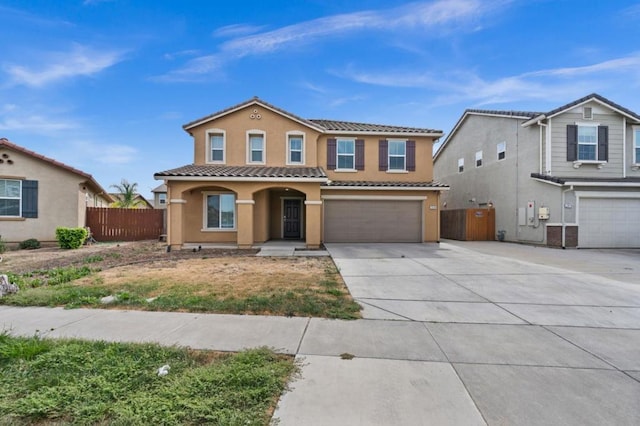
[0,179,21,216]
[567,124,608,162]
[388,140,406,171]
[336,139,355,170]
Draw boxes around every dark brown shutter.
[355,139,365,170]
[327,138,336,170]
[379,140,388,171]
[598,125,608,161]
[566,125,577,162]
[406,140,416,171]
[22,180,38,218]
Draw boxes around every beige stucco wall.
[319,135,436,182]
[188,105,323,167]
[0,147,105,242]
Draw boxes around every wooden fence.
[86,207,165,242]
[441,208,495,241]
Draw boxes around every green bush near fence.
[55,227,88,250]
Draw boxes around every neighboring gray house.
[434,93,640,248]
[151,183,167,209]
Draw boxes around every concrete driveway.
[274,241,640,425]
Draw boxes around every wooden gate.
[441,208,495,241]
[86,207,165,241]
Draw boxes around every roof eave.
[325,131,443,137]
[155,175,328,183]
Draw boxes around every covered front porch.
[163,179,324,250]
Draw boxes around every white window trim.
[286,131,305,165]
[0,178,22,217]
[575,122,600,162]
[336,138,356,171]
[246,129,266,165]
[633,126,640,168]
[201,191,236,231]
[457,158,464,173]
[206,128,226,164]
[497,142,506,161]
[387,139,407,171]
[475,150,483,168]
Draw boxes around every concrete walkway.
[1,241,639,425]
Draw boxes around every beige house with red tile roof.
[155,98,447,249]
[0,138,113,242]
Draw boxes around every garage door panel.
[579,198,640,248]
[324,200,422,243]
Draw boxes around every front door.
[283,199,302,239]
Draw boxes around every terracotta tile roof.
[324,180,449,188]
[183,97,325,132]
[0,138,114,202]
[182,97,442,135]
[155,164,327,179]
[310,119,441,135]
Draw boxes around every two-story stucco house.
[154,97,447,249]
[0,138,113,243]
[434,93,640,248]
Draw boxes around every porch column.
[236,199,255,249]
[305,200,322,249]
[168,198,186,250]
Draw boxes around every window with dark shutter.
[22,180,38,218]
[355,139,365,170]
[378,140,388,171]
[326,138,337,170]
[566,125,578,162]
[597,125,608,161]
[406,140,416,171]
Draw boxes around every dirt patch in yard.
[0,241,257,274]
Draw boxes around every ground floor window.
[0,179,21,217]
[205,193,235,229]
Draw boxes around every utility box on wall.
[538,207,550,220]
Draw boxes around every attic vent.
[583,106,593,120]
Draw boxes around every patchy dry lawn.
[1,242,362,319]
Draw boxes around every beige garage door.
[324,200,422,243]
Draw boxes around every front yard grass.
[2,256,361,319]
[0,333,296,425]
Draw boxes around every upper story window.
[0,179,21,216]
[388,140,406,171]
[567,124,608,163]
[634,127,640,164]
[247,130,266,164]
[497,142,506,160]
[287,132,304,165]
[577,125,597,161]
[207,130,225,163]
[337,139,355,170]
[458,158,464,173]
[475,150,483,167]
[158,193,167,205]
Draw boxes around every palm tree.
[110,179,144,208]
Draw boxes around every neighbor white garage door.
[324,199,423,243]
[579,197,640,248]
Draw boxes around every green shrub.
[19,238,41,250]
[55,227,88,250]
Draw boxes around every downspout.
[622,117,627,178]
[537,121,547,174]
[561,185,573,248]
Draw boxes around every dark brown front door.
[283,199,302,239]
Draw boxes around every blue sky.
[1,0,639,199]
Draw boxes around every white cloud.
[336,52,640,107]
[3,44,124,87]
[159,0,507,81]
[212,24,265,38]
[66,140,137,165]
[0,113,76,133]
